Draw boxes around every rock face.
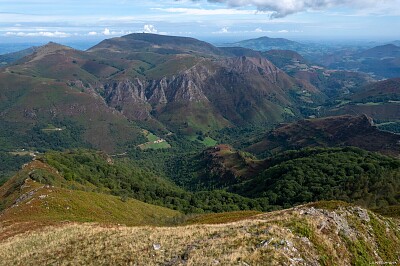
[103,79,150,120]
[100,66,212,120]
[98,56,318,127]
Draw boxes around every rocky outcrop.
[223,56,283,81]
[147,77,168,105]
[96,56,320,126]
[104,79,147,105]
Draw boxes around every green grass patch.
[369,215,400,261]
[343,236,375,265]
[2,185,180,226]
[138,130,171,150]
[139,141,171,150]
[283,108,295,116]
[184,211,261,225]
[189,135,218,147]
[355,102,384,106]
[286,219,312,238]
[306,201,351,211]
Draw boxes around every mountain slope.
[1,34,324,142]
[171,143,400,211]
[1,202,399,265]
[327,79,400,123]
[0,43,145,152]
[0,160,180,226]
[89,34,323,129]
[347,78,400,103]
[247,115,400,157]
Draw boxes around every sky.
[0,0,399,45]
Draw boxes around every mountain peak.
[41,42,71,50]
[88,33,224,56]
[28,42,73,60]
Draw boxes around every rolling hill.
[359,44,400,58]
[326,78,400,127]
[322,44,400,79]
[246,115,400,157]
[346,77,400,103]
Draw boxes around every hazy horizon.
[1,0,399,48]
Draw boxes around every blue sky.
[0,0,399,44]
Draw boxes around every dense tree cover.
[209,126,269,150]
[41,146,400,214]
[43,149,273,213]
[164,149,257,191]
[127,133,204,176]
[0,152,31,186]
[232,147,400,209]
[0,121,25,151]
[26,120,89,152]
[0,118,89,153]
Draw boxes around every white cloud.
[5,31,71,37]
[278,29,289,33]
[204,0,397,18]
[213,27,230,34]
[143,24,158,34]
[88,31,98,36]
[103,28,111,35]
[153,7,261,16]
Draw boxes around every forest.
[39,147,400,213]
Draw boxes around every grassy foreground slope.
[0,202,399,265]
[0,160,179,227]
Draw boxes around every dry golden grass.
[1,203,399,266]
[0,220,295,266]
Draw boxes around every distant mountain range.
[262,49,373,97]
[228,36,306,52]
[321,44,400,78]
[0,33,399,154]
[226,36,400,79]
